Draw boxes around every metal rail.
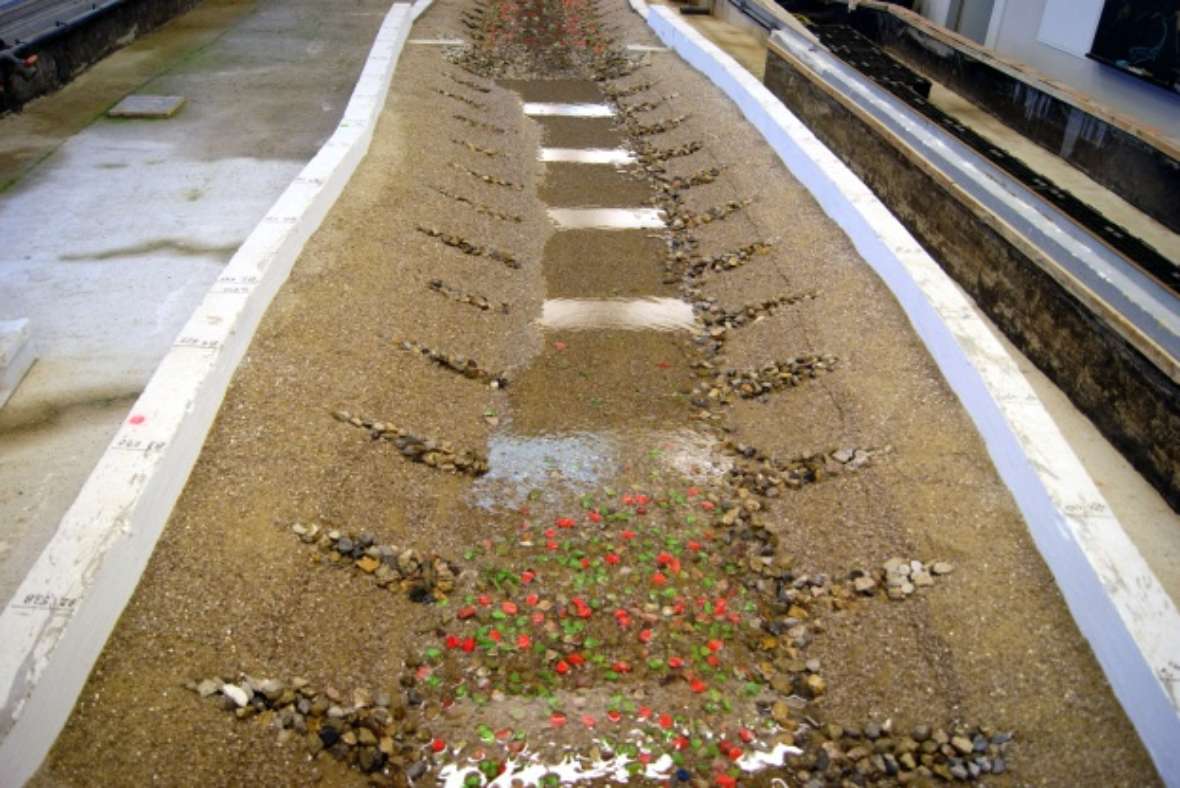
[0,0,125,53]
[722,0,781,30]
[772,25,1180,381]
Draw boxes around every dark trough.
[802,20,1180,299]
[838,1,1180,239]
[762,35,1180,512]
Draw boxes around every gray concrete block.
[0,318,35,408]
[107,95,186,118]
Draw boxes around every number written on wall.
[13,592,78,612]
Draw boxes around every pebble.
[710,355,838,401]
[451,113,505,134]
[680,240,773,278]
[399,339,509,388]
[625,113,689,137]
[435,87,486,110]
[222,684,249,708]
[428,278,511,312]
[397,549,421,577]
[951,735,974,755]
[257,679,284,702]
[332,409,489,476]
[416,225,521,269]
[877,557,950,599]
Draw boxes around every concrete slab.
[106,94,187,119]
[539,297,696,331]
[523,101,615,117]
[538,147,636,164]
[0,319,35,408]
[546,207,665,229]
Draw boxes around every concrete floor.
[0,0,397,607]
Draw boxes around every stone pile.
[633,140,703,165]
[188,674,435,777]
[668,198,752,230]
[697,291,818,330]
[616,97,665,116]
[874,557,955,600]
[448,73,491,93]
[331,409,490,476]
[430,186,521,223]
[452,114,505,134]
[602,80,652,99]
[624,114,689,137]
[792,721,1012,784]
[723,445,884,496]
[716,354,838,400]
[292,523,462,603]
[449,162,523,190]
[454,0,635,80]
[428,279,510,313]
[652,165,724,195]
[689,354,836,407]
[195,482,991,785]
[680,239,774,278]
[416,226,521,269]
[435,87,486,110]
[398,339,509,388]
[452,139,500,158]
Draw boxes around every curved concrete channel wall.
[0,0,1176,783]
